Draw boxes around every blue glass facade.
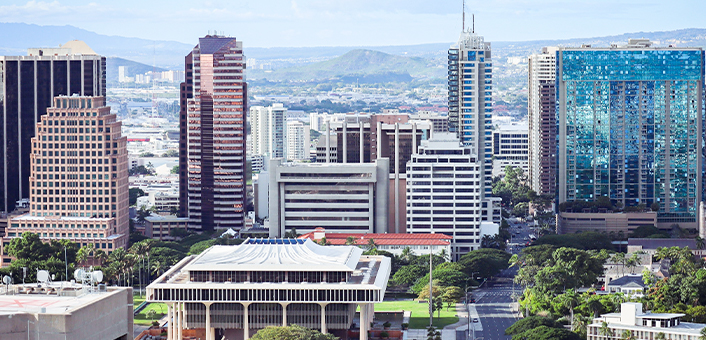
[558,48,704,224]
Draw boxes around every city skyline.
[0,0,704,47]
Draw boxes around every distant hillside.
[249,49,445,82]
[0,22,192,68]
[106,57,167,83]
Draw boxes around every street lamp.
[64,246,68,282]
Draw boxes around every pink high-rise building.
[2,96,128,265]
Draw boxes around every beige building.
[588,302,705,340]
[0,282,133,340]
[2,96,129,263]
[557,212,658,235]
[145,214,190,241]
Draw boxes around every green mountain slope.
[249,49,445,82]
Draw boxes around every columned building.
[528,48,557,197]
[181,36,248,232]
[557,39,703,228]
[587,303,705,340]
[0,41,106,213]
[448,29,494,197]
[406,133,500,260]
[4,96,129,256]
[146,238,391,340]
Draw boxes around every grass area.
[371,300,459,329]
[133,295,146,309]
[134,302,168,325]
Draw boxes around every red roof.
[298,231,451,246]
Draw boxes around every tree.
[251,324,338,340]
[599,321,612,340]
[505,316,564,335]
[129,188,146,206]
[129,165,153,176]
[392,265,426,286]
[140,152,155,157]
[621,329,635,340]
[443,286,464,310]
[511,325,582,340]
[654,332,666,340]
[417,283,444,301]
[162,150,179,157]
[697,236,705,251]
[284,228,299,238]
[170,165,179,174]
[434,297,443,317]
[345,236,357,246]
[6,232,52,261]
[366,238,377,251]
[437,248,450,262]
[147,309,157,321]
[700,327,706,340]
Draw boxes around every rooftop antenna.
[472,14,475,34]
[462,0,465,32]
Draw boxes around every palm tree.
[366,238,377,251]
[561,289,580,330]
[700,327,706,340]
[586,297,604,318]
[655,332,666,340]
[345,236,357,246]
[94,249,108,265]
[400,246,413,261]
[696,236,705,251]
[598,321,612,340]
[620,329,635,340]
[437,248,449,262]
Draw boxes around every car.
[473,318,479,323]
[470,298,476,303]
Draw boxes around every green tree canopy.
[251,324,338,340]
[505,316,564,335]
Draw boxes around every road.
[460,218,530,340]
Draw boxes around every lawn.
[370,300,459,329]
[133,294,168,325]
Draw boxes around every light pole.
[64,246,68,282]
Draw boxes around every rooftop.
[607,275,647,287]
[299,230,452,246]
[185,238,363,272]
[0,283,127,315]
[628,238,698,250]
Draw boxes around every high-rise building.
[406,133,500,260]
[286,120,309,160]
[448,28,494,197]
[492,123,529,178]
[528,48,558,197]
[180,36,247,232]
[557,39,703,227]
[4,96,129,256]
[0,41,106,214]
[250,103,286,158]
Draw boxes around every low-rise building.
[145,215,190,241]
[627,238,706,257]
[491,123,529,178]
[298,227,452,257]
[267,158,390,237]
[0,281,133,340]
[146,238,391,340]
[605,275,647,297]
[587,302,705,340]
[557,212,658,235]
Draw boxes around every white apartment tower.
[406,133,500,260]
[447,29,494,197]
[527,47,557,197]
[286,120,309,160]
[250,103,286,159]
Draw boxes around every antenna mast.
[462,0,465,32]
[472,14,475,33]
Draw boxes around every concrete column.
[326,122,331,163]
[376,121,382,159]
[412,123,417,153]
[243,303,250,340]
[281,303,289,326]
[320,303,328,334]
[167,303,173,340]
[394,123,400,233]
[343,121,348,163]
[205,302,212,340]
[360,303,368,340]
[359,124,364,163]
[177,302,183,340]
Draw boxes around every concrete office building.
[587,303,705,340]
[492,123,529,178]
[0,283,133,340]
[406,133,500,259]
[267,158,389,237]
[3,96,129,257]
[250,103,285,158]
[0,41,106,214]
[448,28,494,197]
[146,238,391,340]
[286,120,309,160]
[409,111,449,133]
[315,133,337,163]
[528,48,558,197]
[180,35,248,232]
[557,39,703,228]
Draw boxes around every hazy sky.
[0,0,704,47]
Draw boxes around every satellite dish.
[37,270,50,284]
[2,276,11,285]
[92,271,103,283]
[74,269,86,282]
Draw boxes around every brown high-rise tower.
[179,36,247,231]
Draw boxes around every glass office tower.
[557,39,704,225]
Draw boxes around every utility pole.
[64,247,68,281]
[429,240,433,328]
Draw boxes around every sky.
[0,0,704,47]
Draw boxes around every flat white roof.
[186,238,363,272]
[0,284,128,315]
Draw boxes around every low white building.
[146,238,391,340]
[491,123,529,178]
[588,302,706,340]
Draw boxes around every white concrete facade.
[406,133,501,260]
[587,303,705,340]
[268,158,389,237]
[492,124,529,178]
[528,48,558,197]
[286,120,310,160]
[250,103,286,159]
